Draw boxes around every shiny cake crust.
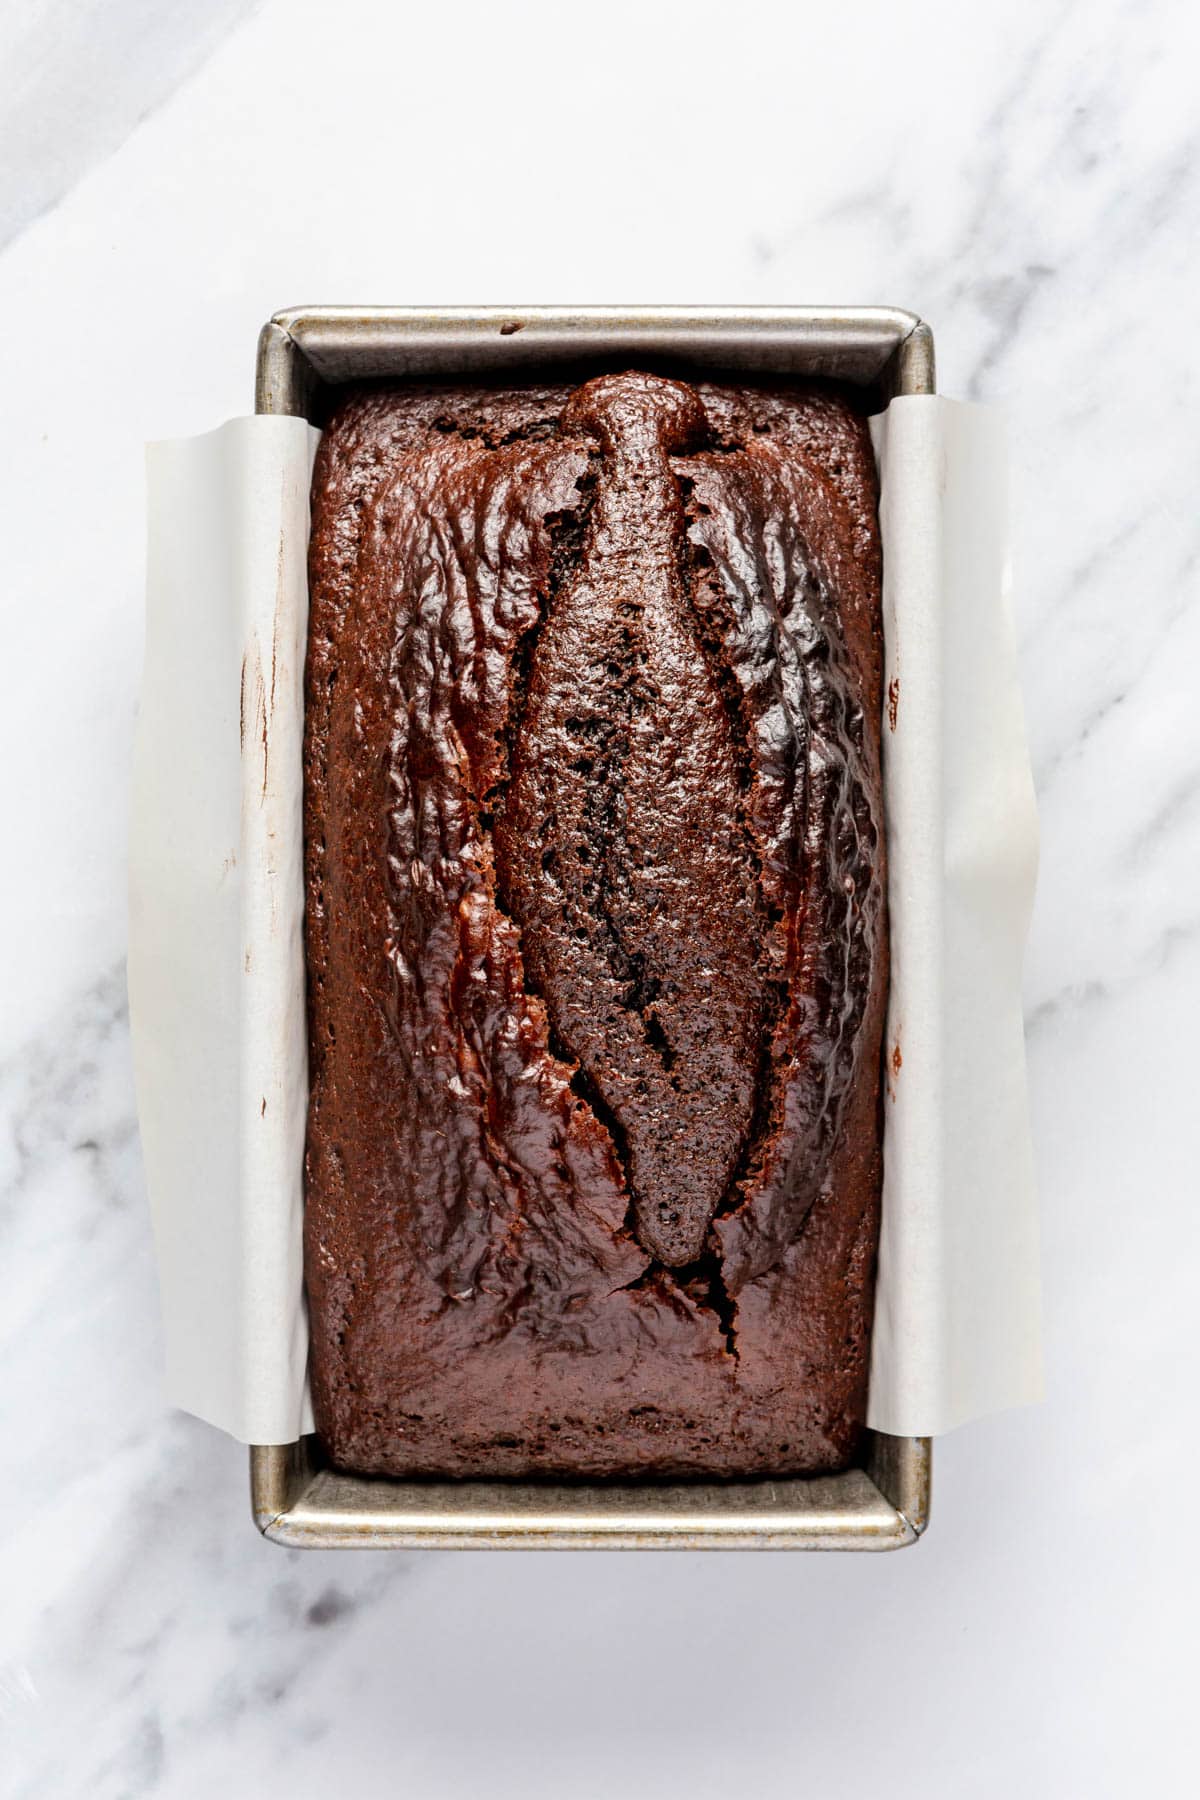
[304,370,887,1478]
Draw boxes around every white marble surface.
[1,0,1197,1794]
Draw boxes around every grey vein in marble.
[0,0,263,250]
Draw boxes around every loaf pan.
[252,305,934,1551]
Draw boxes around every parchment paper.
[868,399,1042,1435]
[130,418,318,1443]
[129,399,1041,1445]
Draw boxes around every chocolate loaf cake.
[304,370,887,1479]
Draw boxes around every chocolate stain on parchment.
[886,1037,903,1101]
[239,648,270,799]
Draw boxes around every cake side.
[303,371,886,1478]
